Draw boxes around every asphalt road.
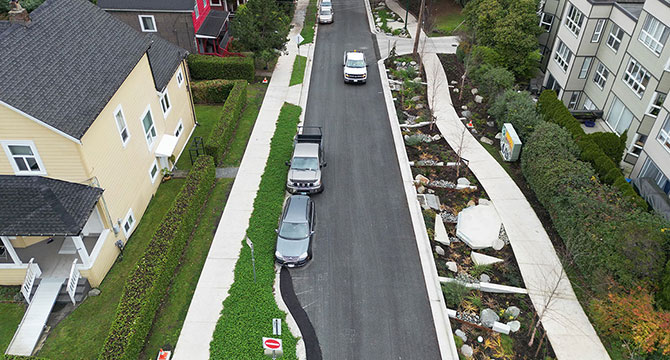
[288,0,442,358]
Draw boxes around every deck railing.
[21,258,41,304]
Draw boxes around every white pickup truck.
[343,51,367,83]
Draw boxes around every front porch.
[195,10,239,57]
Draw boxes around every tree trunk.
[527,314,537,337]
[412,0,425,55]
[534,330,546,358]
[528,321,539,347]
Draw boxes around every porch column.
[71,236,91,268]
[223,0,228,12]
[1,236,22,265]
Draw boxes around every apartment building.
[540,0,669,183]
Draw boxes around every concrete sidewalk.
[384,1,610,359]
[172,1,312,358]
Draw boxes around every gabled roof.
[98,0,196,11]
[0,0,187,141]
[0,175,104,237]
[147,34,188,91]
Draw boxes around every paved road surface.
[288,0,442,358]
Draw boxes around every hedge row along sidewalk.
[99,156,216,360]
[187,54,255,82]
[209,103,301,359]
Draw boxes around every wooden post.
[412,0,425,55]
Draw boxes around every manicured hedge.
[521,122,669,291]
[187,54,255,82]
[191,80,236,104]
[204,80,248,163]
[210,103,301,359]
[537,90,643,206]
[99,156,215,360]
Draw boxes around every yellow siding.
[0,267,28,286]
[11,236,50,249]
[79,234,118,288]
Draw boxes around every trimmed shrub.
[471,64,514,98]
[658,260,670,310]
[488,89,542,141]
[191,80,236,104]
[187,54,254,82]
[203,80,248,163]
[100,156,215,360]
[585,131,627,165]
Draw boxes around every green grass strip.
[300,0,317,44]
[289,55,307,86]
[210,103,301,359]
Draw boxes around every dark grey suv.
[275,195,315,267]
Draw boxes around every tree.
[491,0,542,80]
[231,0,290,54]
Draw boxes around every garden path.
[381,0,611,358]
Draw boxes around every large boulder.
[480,308,499,327]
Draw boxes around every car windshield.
[346,58,365,68]
[321,8,331,15]
[279,222,309,240]
[291,157,319,171]
[321,0,331,6]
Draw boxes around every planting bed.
[371,1,409,37]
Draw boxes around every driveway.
[288,0,442,357]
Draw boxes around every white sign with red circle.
[262,337,283,351]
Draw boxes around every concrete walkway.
[383,1,610,359]
[172,0,312,358]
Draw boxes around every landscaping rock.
[417,185,425,194]
[505,306,521,319]
[432,134,441,141]
[451,80,458,85]
[480,308,499,327]
[435,245,445,256]
[461,105,468,110]
[479,274,491,283]
[461,344,473,358]
[471,251,504,266]
[461,110,472,118]
[429,179,456,188]
[455,329,467,342]
[495,132,502,139]
[478,198,491,205]
[415,103,424,110]
[457,177,471,186]
[492,321,511,334]
[456,271,478,284]
[480,136,494,145]
[446,261,458,273]
[427,188,435,194]
[411,95,422,102]
[424,193,441,210]
[415,174,429,185]
[88,288,101,297]
[477,336,484,343]
[435,215,450,246]
[499,225,509,245]
[453,88,460,93]
[471,88,478,95]
[466,199,476,207]
[414,77,422,83]
[475,95,484,103]
[507,320,521,333]
[492,238,505,251]
[441,212,458,223]
[487,121,495,127]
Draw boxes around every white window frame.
[622,58,650,98]
[539,13,554,32]
[140,105,157,150]
[568,92,581,109]
[591,19,605,42]
[159,90,171,118]
[554,40,572,72]
[194,1,200,18]
[579,57,592,78]
[1,140,47,176]
[628,133,647,157]
[639,15,669,56]
[583,96,597,110]
[593,62,609,89]
[658,114,670,153]
[606,96,634,135]
[646,92,667,117]
[565,4,584,36]
[176,68,184,88]
[114,104,130,147]
[174,119,184,138]
[149,159,159,184]
[122,209,136,237]
[606,24,624,52]
[138,15,157,32]
[210,0,222,5]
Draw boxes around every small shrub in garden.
[488,89,542,141]
[187,54,254,82]
[472,64,514,98]
[442,281,471,308]
[658,260,670,310]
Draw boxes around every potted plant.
[161,168,172,182]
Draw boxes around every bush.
[0,0,45,12]
[658,260,670,310]
[187,54,254,82]
[191,80,236,104]
[488,89,542,141]
[441,281,471,309]
[585,131,627,165]
[472,64,514,98]
[100,156,215,359]
[204,81,248,163]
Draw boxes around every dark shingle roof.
[147,34,188,91]
[0,175,103,236]
[0,21,11,33]
[98,0,195,11]
[0,0,187,140]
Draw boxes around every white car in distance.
[343,51,367,83]
[318,6,333,23]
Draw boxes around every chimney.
[8,0,31,27]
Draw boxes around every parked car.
[286,126,325,194]
[318,7,333,24]
[343,50,367,83]
[275,195,315,267]
[320,0,332,10]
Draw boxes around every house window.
[647,92,667,117]
[606,96,634,135]
[1,141,46,175]
[554,40,572,72]
[640,158,670,194]
[539,13,554,32]
[194,1,200,18]
[176,68,184,88]
[138,15,157,32]
[568,92,581,109]
[141,106,157,148]
[623,58,650,97]
[583,96,597,110]
[122,209,136,237]
[579,57,592,78]
[174,120,184,138]
[639,15,669,56]
[628,133,647,156]
[160,91,171,116]
[565,4,584,36]
[211,0,222,5]
[114,105,130,146]
[591,19,606,42]
[658,114,670,152]
[606,24,624,52]
[149,160,159,183]
[593,62,609,89]
[545,73,562,97]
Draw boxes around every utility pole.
[412,0,425,55]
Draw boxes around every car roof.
[294,143,319,157]
[285,195,310,222]
[347,52,365,60]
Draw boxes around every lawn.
[289,56,307,86]
[139,178,234,359]
[221,84,267,167]
[429,0,464,36]
[0,302,25,358]
[175,105,224,171]
[38,179,185,360]
[300,0,317,44]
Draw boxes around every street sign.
[272,318,281,336]
[262,337,283,351]
[246,236,257,282]
[295,34,304,46]
[245,236,253,251]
